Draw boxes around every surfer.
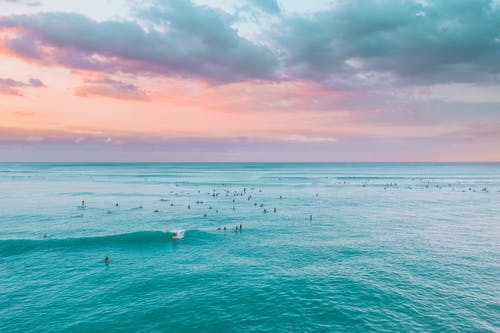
[104,256,110,266]
[81,200,85,206]
[173,232,177,238]
[239,224,242,230]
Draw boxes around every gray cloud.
[273,0,500,86]
[1,0,499,87]
[0,77,45,95]
[0,0,278,82]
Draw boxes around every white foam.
[171,229,185,239]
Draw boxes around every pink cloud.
[75,77,148,101]
[0,77,45,95]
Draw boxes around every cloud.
[1,0,499,89]
[75,77,148,100]
[0,77,45,95]
[1,124,498,162]
[0,1,278,83]
[273,0,500,86]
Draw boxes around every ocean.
[0,163,499,332]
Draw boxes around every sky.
[0,0,499,162]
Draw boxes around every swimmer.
[43,233,47,239]
[217,227,221,230]
[107,210,112,214]
[81,200,85,206]
[274,208,277,213]
[309,215,313,221]
[104,256,110,266]
[115,203,119,207]
[239,224,242,230]
[223,226,226,231]
[154,209,159,213]
[188,205,190,210]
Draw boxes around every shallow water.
[1,163,499,332]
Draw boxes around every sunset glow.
[1,0,499,161]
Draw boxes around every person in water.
[173,232,177,238]
[104,256,110,265]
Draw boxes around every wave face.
[1,162,500,332]
[0,230,213,256]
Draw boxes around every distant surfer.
[173,232,177,238]
[81,200,85,206]
[104,256,110,266]
[239,224,242,230]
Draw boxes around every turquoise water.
[1,163,499,332]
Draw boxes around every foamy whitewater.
[1,163,499,332]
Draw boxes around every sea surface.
[0,163,499,332]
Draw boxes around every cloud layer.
[0,1,277,83]
[1,0,499,87]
